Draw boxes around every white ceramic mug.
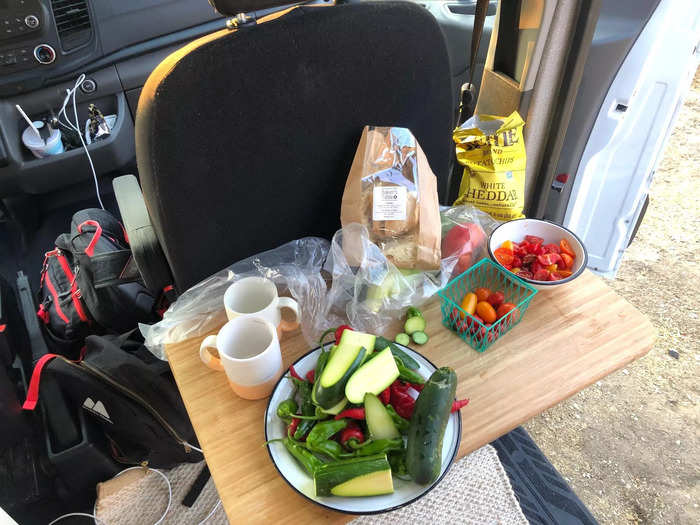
[224,277,300,337]
[199,316,283,400]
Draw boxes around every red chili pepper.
[305,369,315,383]
[339,422,364,446]
[334,325,352,345]
[390,382,416,419]
[334,408,365,420]
[409,383,425,392]
[288,418,300,437]
[379,387,391,405]
[288,365,304,382]
[451,399,470,412]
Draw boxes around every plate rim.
[263,343,463,515]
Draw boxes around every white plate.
[264,344,462,515]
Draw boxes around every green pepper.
[309,439,344,461]
[276,399,298,424]
[342,438,404,457]
[387,449,411,479]
[385,404,410,434]
[315,348,330,379]
[394,357,425,384]
[293,380,317,440]
[306,419,347,446]
[283,437,325,475]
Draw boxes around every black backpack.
[23,332,203,469]
[37,209,160,357]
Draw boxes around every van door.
[561,1,700,276]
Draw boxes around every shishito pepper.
[294,381,317,440]
[343,438,404,457]
[283,437,325,476]
[306,419,348,460]
[394,357,425,385]
[276,399,298,424]
[385,404,410,433]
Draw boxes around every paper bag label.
[373,186,407,221]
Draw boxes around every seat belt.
[457,0,490,124]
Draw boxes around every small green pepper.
[276,399,298,424]
[306,419,347,446]
[309,439,344,461]
[293,381,317,440]
[394,357,425,384]
[315,348,330,379]
[385,404,410,434]
[343,438,404,457]
[283,437,324,475]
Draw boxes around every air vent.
[50,0,92,52]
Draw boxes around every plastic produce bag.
[453,112,526,221]
[141,237,330,360]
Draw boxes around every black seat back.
[136,2,453,291]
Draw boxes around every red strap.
[77,220,103,257]
[22,354,60,410]
[0,324,5,333]
[119,222,130,245]
[36,304,50,324]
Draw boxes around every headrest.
[208,0,301,16]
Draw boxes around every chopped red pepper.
[288,365,304,382]
[451,399,470,412]
[339,422,364,446]
[379,387,391,405]
[288,417,300,437]
[334,407,365,420]
[305,369,315,383]
[409,383,425,392]
[334,325,352,345]
[390,381,416,419]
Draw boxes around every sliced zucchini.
[411,331,428,345]
[365,393,400,440]
[320,397,348,416]
[314,347,367,409]
[344,348,399,404]
[313,454,393,497]
[404,316,426,335]
[394,333,410,346]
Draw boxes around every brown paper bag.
[341,126,441,270]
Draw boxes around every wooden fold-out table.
[165,271,655,523]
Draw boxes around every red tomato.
[522,253,537,265]
[559,239,576,258]
[494,247,514,267]
[511,255,522,268]
[486,291,504,309]
[474,287,492,302]
[548,272,562,281]
[543,243,561,254]
[537,253,562,266]
[560,253,574,269]
[517,269,533,279]
[525,235,544,245]
[487,330,499,343]
[497,302,520,322]
[533,269,549,281]
[530,261,544,274]
[531,243,544,255]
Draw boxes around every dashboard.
[0,0,230,196]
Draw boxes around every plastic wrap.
[142,207,499,359]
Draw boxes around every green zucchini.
[314,347,366,409]
[394,333,410,346]
[406,367,457,485]
[321,330,375,387]
[344,347,399,404]
[364,393,400,440]
[313,454,393,497]
[404,315,426,335]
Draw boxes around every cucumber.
[404,316,426,335]
[376,336,421,370]
[344,348,399,404]
[394,333,410,346]
[411,331,428,345]
[313,454,393,497]
[314,348,366,409]
[373,336,392,351]
[364,393,400,440]
[406,367,457,485]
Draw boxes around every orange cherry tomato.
[476,301,497,324]
[474,287,492,302]
[560,253,574,270]
[494,247,514,267]
[558,269,573,278]
[460,292,477,318]
[559,239,576,258]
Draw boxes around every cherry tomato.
[525,235,544,245]
[560,238,576,258]
[466,314,484,331]
[530,261,544,274]
[533,269,549,281]
[558,269,573,278]
[486,291,504,309]
[546,264,558,273]
[560,253,574,270]
[494,247,514,267]
[497,302,519,322]
[474,287,491,302]
[543,243,561,254]
[517,270,533,279]
[476,301,497,323]
[500,240,515,253]
[512,255,522,268]
[522,253,537,265]
[460,292,477,318]
[537,253,562,266]
[548,272,562,281]
[531,243,544,255]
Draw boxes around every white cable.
[197,499,222,525]
[185,442,204,453]
[48,513,107,525]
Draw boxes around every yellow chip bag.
[453,111,526,221]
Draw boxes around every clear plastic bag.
[142,206,499,359]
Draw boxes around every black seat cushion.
[136,2,453,291]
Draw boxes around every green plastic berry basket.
[437,258,537,352]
